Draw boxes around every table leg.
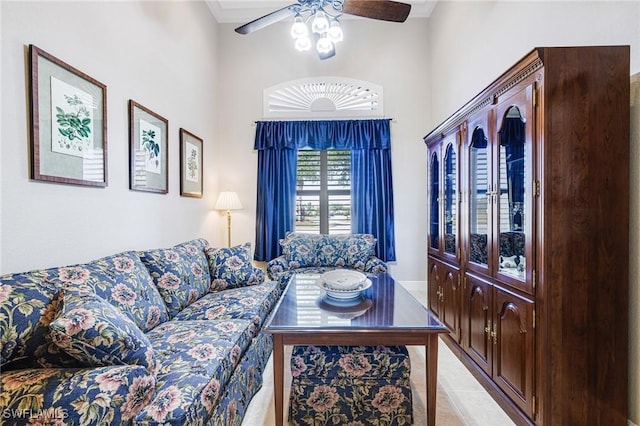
[426,334,439,426]
[272,335,284,426]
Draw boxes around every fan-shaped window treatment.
[254,119,396,262]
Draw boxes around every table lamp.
[215,191,243,247]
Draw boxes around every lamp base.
[226,210,232,247]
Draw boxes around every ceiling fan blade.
[342,0,412,22]
[234,4,297,35]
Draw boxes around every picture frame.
[128,100,168,194]
[179,128,203,198]
[29,44,108,187]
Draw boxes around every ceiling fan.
[234,0,412,60]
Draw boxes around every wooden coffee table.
[264,273,447,426]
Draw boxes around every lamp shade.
[215,192,242,210]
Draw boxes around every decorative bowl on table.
[320,270,367,291]
[316,276,372,301]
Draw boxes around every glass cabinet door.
[443,142,457,258]
[494,83,534,291]
[429,151,440,251]
[468,125,490,270]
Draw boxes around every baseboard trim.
[397,280,425,289]
[629,420,638,426]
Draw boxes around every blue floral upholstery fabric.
[139,239,212,318]
[173,281,281,333]
[289,345,413,426]
[87,251,170,332]
[134,319,255,425]
[0,251,167,370]
[267,233,387,283]
[1,237,284,426]
[207,332,273,426]
[280,233,323,268]
[206,243,265,291]
[49,288,156,373]
[0,365,155,425]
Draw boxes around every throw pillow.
[138,239,211,318]
[343,234,377,268]
[49,288,156,373]
[206,242,265,291]
[316,234,348,267]
[280,232,321,268]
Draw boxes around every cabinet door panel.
[428,150,441,254]
[428,260,440,317]
[494,83,535,294]
[441,264,460,342]
[464,274,491,375]
[442,136,459,263]
[465,107,494,275]
[493,287,534,417]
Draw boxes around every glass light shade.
[311,10,329,34]
[316,34,333,54]
[295,36,312,51]
[215,191,242,210]
[290,16,308,39]
[327,20,343,43]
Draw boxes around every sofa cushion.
[206,243,265,291]
[344,234,377,269]
[315,234,348,267]
[0,365,155,425]
[280,232,322,268]
[139,239,211,318]
[207,331,273,425]
[49,288,156,373]
[0,252,167,370]
[172,281,282,334]
[86,251,169,332]
[134,319,255,425]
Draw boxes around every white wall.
[216,18,431,281]
[0,1,221,274]
[425,1,640,424]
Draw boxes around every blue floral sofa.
[0,238,284,425]
[266,232,387,284]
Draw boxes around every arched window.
[263,77,384,119]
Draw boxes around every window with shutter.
[295,149,351,234]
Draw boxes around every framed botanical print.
[29,44,107,187]
[179,128,203,198]
[128,100,168,194]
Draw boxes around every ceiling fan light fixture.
[316,34,333,54]
[311,10,330,34]
[295,35,312,51]
[290,15,308,39]
[327,20,343,43]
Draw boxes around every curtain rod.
[252,118,396,125]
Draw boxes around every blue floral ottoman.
[289,345,413,426]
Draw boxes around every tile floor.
[242,282,515,425]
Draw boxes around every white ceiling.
[205,0,437,24]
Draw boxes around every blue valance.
[254,119,391,150]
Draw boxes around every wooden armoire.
[424,46,629,425]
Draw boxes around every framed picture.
[179,128,203,198]
[128,100,168,194]
[29,45,107,187]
